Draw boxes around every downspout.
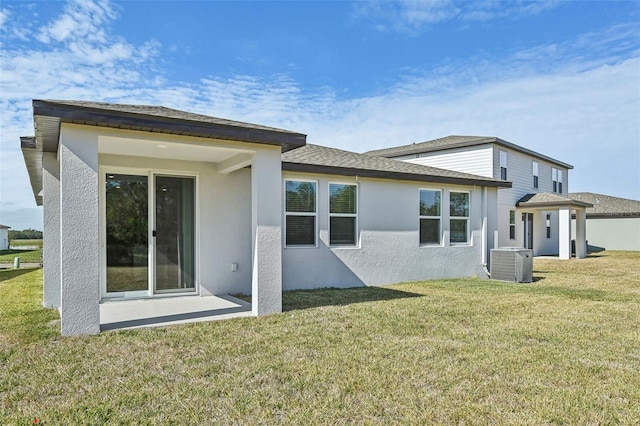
[482,186,491,277]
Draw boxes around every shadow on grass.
[0,267,40,281]
[283,286,423,311]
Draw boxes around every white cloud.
[353,0,562,33]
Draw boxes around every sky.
[1,0,639,231]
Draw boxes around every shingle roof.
[569,192,640,218]
[0,224,10,229]
[517,193,592,209]
[282,144,511,188]
[365,135,573,169]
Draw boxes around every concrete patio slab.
[100,295,253,331]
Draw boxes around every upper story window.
[419,189,441,245]
[450,191,470,244]
[532,161,539,189]
[500,150,508,180]
[285,180,317,246]
[552,168,563,193]
[329,183,357,246]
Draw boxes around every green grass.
[1,252,639,424]
[0,240,43,263]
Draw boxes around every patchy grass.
[9,239,43,249]
[1,252,639,424]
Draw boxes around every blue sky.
[1,0,639,230]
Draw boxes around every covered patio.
[517,193,593,259]
[100,295,252,331]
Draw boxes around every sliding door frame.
[99,166,199,300]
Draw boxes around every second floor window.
[532,161,539,189]
[500,150,508,180]
[552,168,563,193]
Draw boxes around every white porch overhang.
[517,193,593,259]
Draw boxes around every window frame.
[546,213,552,239]
[328,182,358,247]
[552,168,563,193]
[449,190,470,245]
[284,179,318,248]
[532,161,539,189]
[509,210,516,240]
[499,150,508,180]
[419,188,442,246]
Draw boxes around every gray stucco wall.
[59,125,101,335]
[42,152,61,308]
[282,172,499,290]
[572,217,640,251]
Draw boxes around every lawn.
[1,252,639,424]
[0,240,43,263]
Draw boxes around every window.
[419,189,441,245]
[500,150,508,180]
[532,161,539,189]
[546,213,552,239]
[450,191,470,244]
[329,183,357,246]
[509,210,516,240]
[285,180,317,246]
[552,168,563,193]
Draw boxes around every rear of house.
[21,100,509,336]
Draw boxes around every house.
[21,100,510,336]
[0,224,9,250]
[569,192,640,251]
[366,136,591,259]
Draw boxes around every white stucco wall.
[42,152,61,308]
[59,125,101,336]
[572,217,640,251]
[282,172,499,289]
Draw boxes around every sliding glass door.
[104,171,196,298]
[155,176,195,293]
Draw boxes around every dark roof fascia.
[378,137,574,170]
[33,100,306,152]
[282,162,512,188]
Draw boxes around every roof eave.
[282,162,512,188]
[33,99,307,153]
[20,136,43,206]
[517,200,593,209]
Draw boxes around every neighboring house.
[570,192,640,251]
[0,225,9,250]
[21,100,509,336]
[366,136,591,259]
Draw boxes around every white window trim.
[328,182,359,248]
[449,190,471,245]
[532,161,539,189]
[500,150,508,180]
[99,166,200,301]
[419,188,442,246]
[284,178,318,248]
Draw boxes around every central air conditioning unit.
[490,248,533,283]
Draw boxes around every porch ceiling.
[98,134,253,164]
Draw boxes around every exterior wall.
[396,144,494,178]
[571,217,640,251]
[282,172,499,290]
[59,125,101,335]
[99,154,253,297]
[0,228,8,250]
[42,152,61,308]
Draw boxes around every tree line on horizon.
[8,229,43,240]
